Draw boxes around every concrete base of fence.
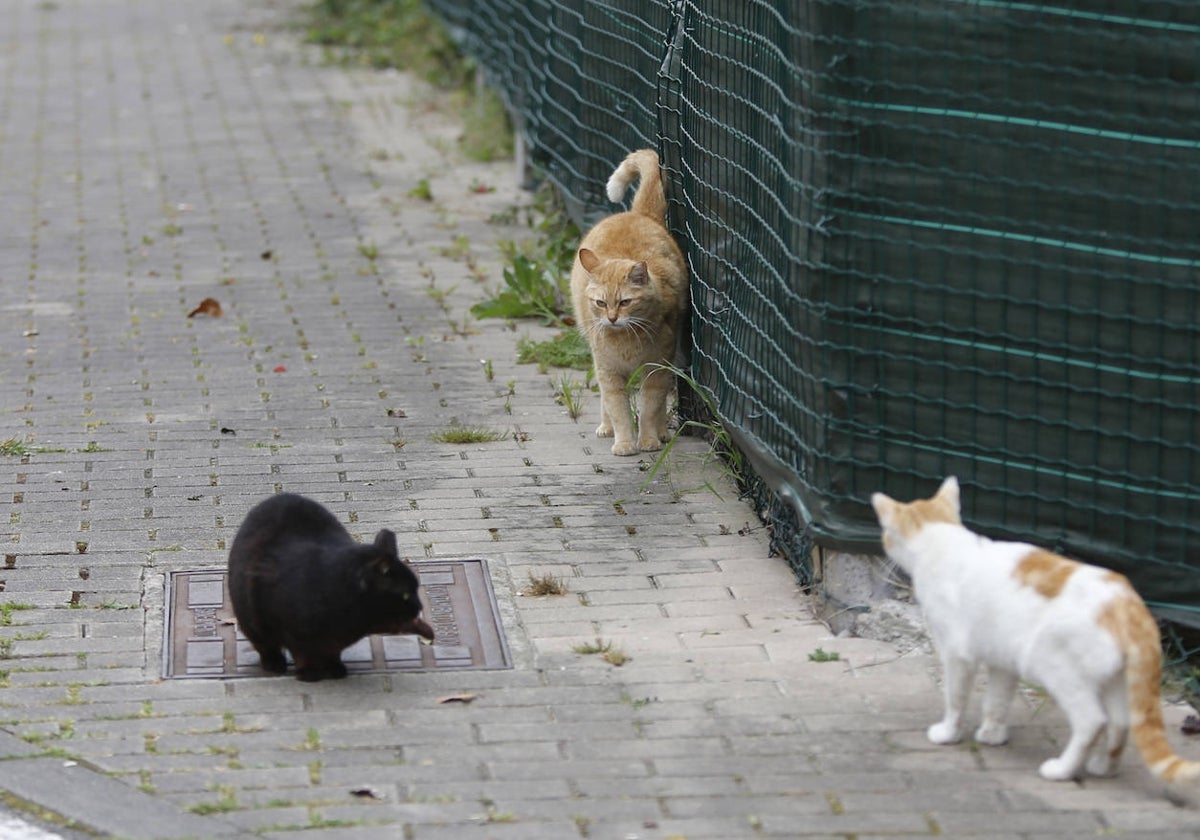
[811,549,931,653]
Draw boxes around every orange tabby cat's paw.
[595,424,614,438]
[638,437,664,452]
[611,440,639,456]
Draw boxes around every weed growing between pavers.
[430,423,507,444]
[522,571,569,597]
[554,373,586,421]
[571,638,629,666]
[807,647,841,663]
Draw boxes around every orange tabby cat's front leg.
[636,366,673,451]
[596,369,638,456]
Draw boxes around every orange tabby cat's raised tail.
[606,149,667,221]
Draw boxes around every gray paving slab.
[1,0,1200,837]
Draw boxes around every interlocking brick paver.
[1,0,1199,837]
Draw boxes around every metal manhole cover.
[163,558,511,678]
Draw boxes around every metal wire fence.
[426,0,1200,624]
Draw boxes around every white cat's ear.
[870,492,895,527]
[578,248,601,273]
[937,476,961,514]
[628,261,649,285]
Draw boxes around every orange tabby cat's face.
[580,254,651,330]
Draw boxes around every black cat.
[227,493,434,681]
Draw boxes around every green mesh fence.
[426,0,1200,624]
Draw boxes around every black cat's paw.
[295,659,348,682]
[258,649,288,674]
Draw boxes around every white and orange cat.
[571,149,688,456]
[872,476,1200,784]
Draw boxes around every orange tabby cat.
[570,149,688,456]
[872,476,1200,784]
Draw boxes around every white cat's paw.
[974,722,1009,746]
[1038,758,1079,781]
[927,722,963,745]
[611,440,639,456]
[595,424,614,439]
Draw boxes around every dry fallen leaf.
[436,693,478,705]
[187,297,223,318]
[349,787,381,799]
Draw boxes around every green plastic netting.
[426,0,1200,624]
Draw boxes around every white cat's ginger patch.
[1012,549,1079,598]
[871,476,961,541]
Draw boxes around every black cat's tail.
[606,149,667,221]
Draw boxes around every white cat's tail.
[606,149,667,221]
[1117,592,1200,783]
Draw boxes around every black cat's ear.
[628,262,649,285]
[373,529,399,559]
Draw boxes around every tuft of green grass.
[636,362,749,499]
[555,373,585,420]
[408,177,433,201]
[516,330,591,371]
[807,647,840,663]
[431,423,507,444]
[571,637,629,666]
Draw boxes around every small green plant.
[808,647,840,663]
[555,373,585,421]
[471,256,563,324]
[161,223,182,237]
[0,603,35,626]
[300,728,321,751]
[189,785,238,815]
[358,241,379,260]
[637,363,748,499]
[0,438,66,457]
[431,423,508,444]
[571,638,628,666]
[524,571,568,596]
[481,358,494,381]
[408,178,433,201]
[515,330,591,371]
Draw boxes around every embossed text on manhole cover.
[163,558,511,678]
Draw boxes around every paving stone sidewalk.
[1,0,1199,837]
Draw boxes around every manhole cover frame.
[162,557,511,679]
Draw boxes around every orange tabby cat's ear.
[628,261,649,285]
[578,248,601,272]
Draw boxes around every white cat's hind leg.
[974,667,1017,746]
[1036,678,1107,781]
[928,655,974,745]
[1086,678,1128,777]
